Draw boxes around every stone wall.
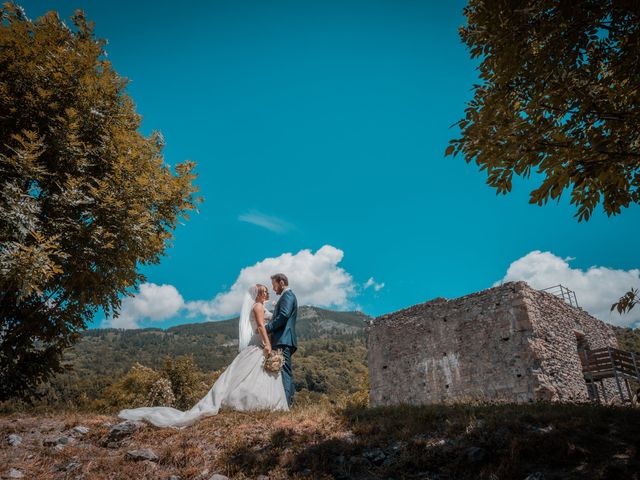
[368,283,537,406]
[522,287,619,401]
[368,281,618,407]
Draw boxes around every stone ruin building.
[368,281,638,406]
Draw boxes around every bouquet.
[263,349,285,374]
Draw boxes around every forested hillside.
[71,306,367,374]
[614,326,640,354]
[3,307,370,411]
[6,310,639,413]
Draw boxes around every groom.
[265,273,297,407]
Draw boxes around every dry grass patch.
[1,403,639,479]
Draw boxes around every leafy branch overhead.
[0,5,200,400]
[611,288,638,314]
[446,0,640,222]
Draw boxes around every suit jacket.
[266,289,297,352]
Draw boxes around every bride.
[118,284,289,427]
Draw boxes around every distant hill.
[5,307,371,410]
[613,325,640,354]
[8,308,640,413]
[159,305,367,341]
[64,306,370,379]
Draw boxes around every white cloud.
[186,245,355,319]
[105,283,185,329]
[496,250,640,327]
[103,245,379,329]
[364,277,385,292]
[238,210,293,234]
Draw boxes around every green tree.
[102,363,175,410]
[447,0,639,222]
[98,357,213,412]
[447,0,639,315]
[161,355,211,410]
[0,5,199,400]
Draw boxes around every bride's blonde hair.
[255,284,268,301]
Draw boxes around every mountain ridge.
[69,306,370,377]
[86,306,370,340]
[94,305,370,333]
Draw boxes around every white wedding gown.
[118,304,289,427]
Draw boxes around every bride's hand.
[264,344,272,356]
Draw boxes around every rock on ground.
[5,469,24,479]
[464,446,488,463]
[43,436,70,447]
[126,448,159,462]
[524,474,545,480]
[104,421,143,447]
[209,475,230,480]
[362,447,387,465]
[55,461,82,472]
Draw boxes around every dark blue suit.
[266,289,297,406]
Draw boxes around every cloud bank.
[107,283,185,329]
[105,245,369,328]
[496,250,640,327]
[186,245,355,319]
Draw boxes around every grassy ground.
[1,402,639,479]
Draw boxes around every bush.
[161,355,211,410]
[97,355,219,411]
[102,363,175,410]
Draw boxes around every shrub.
[102,363,174,410]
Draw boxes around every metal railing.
[542,284,580,308]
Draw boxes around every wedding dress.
[118,294,289,428]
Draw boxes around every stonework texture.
[368,281,618,406]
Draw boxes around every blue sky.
[20,1,640,328]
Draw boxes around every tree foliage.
[0,331,369,412]
[614,324,640,353]
[447,0,640,221]
[100,356,214,411]
[161,355,211,410]
[611,287,638,314]
[0,5,199,400]
[102,363,176,410]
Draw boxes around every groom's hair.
[271,273,289,285]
